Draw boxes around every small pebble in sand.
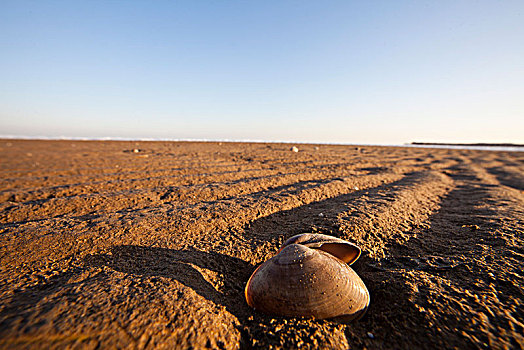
[133,149,140,153]
[354,186,359,190]
[291,146,299,152]
[367,332,375,339]
[318,213,324,217]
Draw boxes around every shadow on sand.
[85,245,256,322]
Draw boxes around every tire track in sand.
[355,159,524,348]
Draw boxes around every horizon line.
[1,135,522,152]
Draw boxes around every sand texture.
[0,140,523,349]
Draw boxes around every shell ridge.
[282,233,362,264]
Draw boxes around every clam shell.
[245,243,369,321]
[282,233,361,265]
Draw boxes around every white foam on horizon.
[0,134,522,152]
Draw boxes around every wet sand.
[0,140,523,349]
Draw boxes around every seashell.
[245,234,369,321]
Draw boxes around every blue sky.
[1,1,523,144]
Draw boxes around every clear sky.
[1,1,523,144]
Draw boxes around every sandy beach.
[0,139,522,349]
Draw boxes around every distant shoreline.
[1,135,522,147]
[412,142,524,148]
[1,137,523,152]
